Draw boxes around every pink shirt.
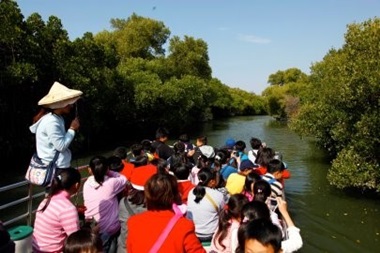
[210,219,240,253]
[83,171,127,234]
[32,190,79,252]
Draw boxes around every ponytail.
[192,168,214,203]
[40,168,81,212]
[89,156,108,186]
[32,107,50,123]
[253,180,271,202]
[214,194,248,250]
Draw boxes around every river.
[3,115,380,252]
[197,115,379,253]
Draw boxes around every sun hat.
[38,81,83,109]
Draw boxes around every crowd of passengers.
[29,127,303,253]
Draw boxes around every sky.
[16,0,380,94]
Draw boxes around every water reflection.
[197,115,380,253]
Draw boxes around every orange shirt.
[127,210,206,253]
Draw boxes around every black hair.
[64,227,103,253]
[173,141,186,154]
[192,168,215,203]
[40,168,81,212]
[196,154,209,169]
[155,127,170,139]
[213,194,249,250]
[179,133,190,143]
[253,180,271,203]
[255,147,275,167]
[130,155,148,168]
[141,139,155,153]
[240,201,271,223]
[234,140,246,152]
[214,150,228,165]
[236,219,282,253]
[63,228,103,253]
[89,156,108,187]
[267,159,285,174]
[107,155,123,172]
[156,158,169,174]
[113,146,127,160]
[172,162,191,180]
[243,172,262,196]
[250,137,262,150]
[131,143,143,157]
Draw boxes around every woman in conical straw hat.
[30,81,82,170]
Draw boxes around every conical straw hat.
[38,81,83,109]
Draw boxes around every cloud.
[238,34,271,44]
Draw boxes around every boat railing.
[0,165,89,227]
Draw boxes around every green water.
[2,115,379,252]
[199,115,380,253]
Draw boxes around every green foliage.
[328,147,380,191]
[263,67,309,120]
[207,78,233,116]
[1,1,267,171]
[291,18,380,191]
[167,36,212,80]
[229,88,266,115]
[268,68,307,86]
[106,13,170,60]
[262,85,287,118]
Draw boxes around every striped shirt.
[32,190,79,252]
[262,173,283,198]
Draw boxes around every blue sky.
[16,0,380,94]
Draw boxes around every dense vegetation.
[262,18,380,192]
[0,0,265,166]
[2,0,378,193]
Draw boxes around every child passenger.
[248,137,263,164]
[209,194,248,253]
[187,168,225,242]
[33,168,81,252]
[83,156,127,253]
[225,160,255,195]
[64,228,103,253]
[262,159,285,198]
[236,219,282,253]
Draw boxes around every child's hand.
[277,197,288,215]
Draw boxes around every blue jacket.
[29,113,75,168]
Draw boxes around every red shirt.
[177,180,195,204]
[120,160,135,180]
[127,210,206,253]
